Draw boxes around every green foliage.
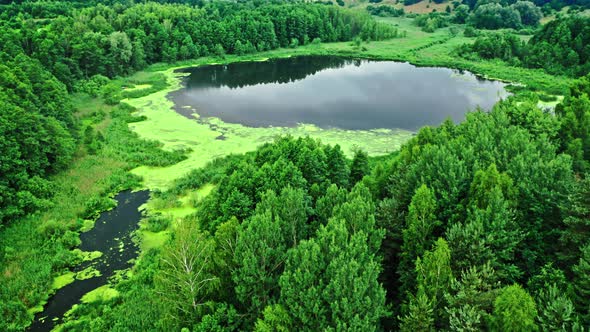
[254,304,292,332]
[560,175,590,266]
[398,184,440,297]
[414,12,449,32]
[57,249,163,331]
[463,25,479,37]
[468,3,523,29]
[144,214,172,233]
[0,56,75,226]
[491,284,538,331]
[1,1,589,330]
[389,105,574,280]
[103,104,187,167]
[366,5,405,17]
[459,32,525,63]
[399,293,435,332]
[555,75,590,173]
[233,209,287,321]
[495,99,560,139]
[448,176,523,282]
[526,17,590,77]
[571,243,590,323]
[512,1,543,26]
[350,148,370,186]
[536,284,580,331]
[279,218,388,331]
[155,222,220,329]
[0,2,395,87]
[445,263,502,330]
[448,304,483,331]
[415,238,454,321]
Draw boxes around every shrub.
[145,214,172,232]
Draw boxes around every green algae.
[537,95,564,109]
[76,266,101,280]
[27,304,46,316]
[124,65,414,190]
[124,84,152,91]
[80,285,119,304]
[136,183,214,251]
[72,249,103,262]
[27,271,77,316]
[52,272,76,291]
[79,219,95,233]
[140,230,171,251]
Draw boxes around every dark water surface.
[29,190,149,332]
[170,56,509,131]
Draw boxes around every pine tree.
[398,184,440,298]
[491,284,538,332]
[399,293,435,332]
[349,148,369,186]
[233,210,286,321]
[280,218,387,331]
[560,176,590,267]
[536,284,579,331]
[325,144,349,188]
[571,243,590,324]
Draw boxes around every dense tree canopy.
[0,1,394,89]
[527,16,590,76]
[0,55,75,226]
[460,16,590,77]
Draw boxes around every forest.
[0,0,589,331]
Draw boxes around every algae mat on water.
[124,61,415,190]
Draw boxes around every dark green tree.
[233,210,286,321]
[398,184,440,298]
[571,243,590,323]
[349,148,370,186]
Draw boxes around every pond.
[29,190,149,332]
[170,56,509,131]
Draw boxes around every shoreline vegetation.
[1,6,586,331]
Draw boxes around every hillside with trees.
[460,15,590,77]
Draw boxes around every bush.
[458,32,525,61]
[75,75,110,97]
[366,5,405,17]
[60,230,82,248]
[83,196,116,219]
[464,26,478,37]
[415,12,449,32]
[145,214,172,232]
[37,219,67,238]
[214,44,225,58]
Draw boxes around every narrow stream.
[29,190,150,332]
